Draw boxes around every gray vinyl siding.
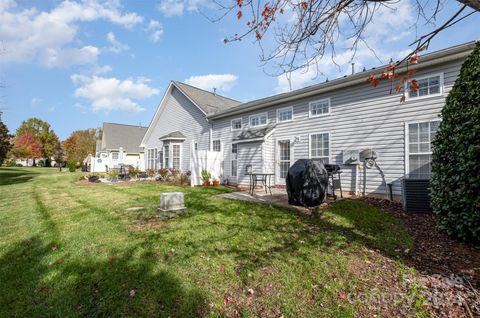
[212,59,463,197]
[143,87,210,171]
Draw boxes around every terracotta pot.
[212,181,220,187]
[203,181,211,186]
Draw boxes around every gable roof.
[233,125,276,144]
[159,131,186,140]
[99,122,148,153]
[172,81,241,115]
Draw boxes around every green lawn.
[0,167,420,317]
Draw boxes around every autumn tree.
[63,129,98,164]
[15,118,60,165]
[0,120,12,165]
[219,0,479,85]
[11,133,43,166]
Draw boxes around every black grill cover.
[286,159,329,207]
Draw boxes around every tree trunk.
[457,0,480,12]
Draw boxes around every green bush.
[66,160,76,172]
[431,41,480,243]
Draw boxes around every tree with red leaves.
[11,133,43,166]
[217,0,478,99]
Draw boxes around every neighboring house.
[140,81,241,171]
[15,157,57,167]
[92,122,147,172]
[143,41,476,202]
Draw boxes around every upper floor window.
[213,140,221,152]
[277,106,293,123]
[309,98,330,118]
[309,133,330,163]
[249,112,268,127]
[407,74,442,99]
[231,118,242,131]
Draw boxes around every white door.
[277,140,291,183]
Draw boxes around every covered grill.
[286,159,329,207]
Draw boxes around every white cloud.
[157,0,184,17]
[106,32,129,53]
[146,20,164,43]
[185,74,238,93]
[31,97,41,107]
[0,0,143,67]
[71,74,160,113]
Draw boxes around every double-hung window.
[231,144,238,177]
[249,112,268,127]
[172,144,181,170]
[407,74,442,99]
[231,118,242,131]
[309,133,330,163]
[277,106,293,123]
[164,145,169,168]
[111,152,119,160]
[213,140,221,152]
[309,98,330,117]
[406,120,439,179]
[147,148,156,169]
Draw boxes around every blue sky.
[0,0,478,139]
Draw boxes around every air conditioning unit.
[342,150,360,165]
[402,178,433,213]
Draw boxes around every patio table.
[245,173,275,196]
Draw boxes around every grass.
[0,167,418,317]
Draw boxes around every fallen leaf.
[223,294,231,305]
[51,245,57,252]
[218,264,225,272]
[108,256,115,262]
[337,291,347,301]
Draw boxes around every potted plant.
[200,169,211,186]
[212,178,220,187]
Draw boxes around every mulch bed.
[357,197,480,318]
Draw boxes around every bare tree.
[217,0,478,78]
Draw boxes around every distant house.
[142,41,476,204]
[92,122,147,172]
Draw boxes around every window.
[231,144,238,177]
[147,148,157,169]
[158,150,163,169]
[249,112,268,127]
[231,118,242,131]
[111,152,119,160]
[407,120,439,179]
[309,133,330,163]
[309,99,330,117]
[277,106,293,123]
[164,145,169,168]
[213,140,221,152]
[278,141,291,179]
[172,144,181,170]
[407,74,442,99]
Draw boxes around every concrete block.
[159,192,186,214]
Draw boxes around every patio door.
[277,140,291,184]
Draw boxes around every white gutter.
[209,41,476,119]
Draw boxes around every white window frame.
[404,118,441,178]
[277,106,294,123]
[308,132,331,163]
[146,148,157,170]
[230,143,238,178]
[111,152,119,160]
[404,73,444,101]
[171,143,182,170]
[249,112,268,128]
[212,140,221,152]
[309,98,330,118]
[231,118,242,131]
[163,145,169,169]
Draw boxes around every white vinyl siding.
[406,120,440,179]
[249,112,268,127]
[309,98,330,117]
[309,133,330,163]
[231,118,242,131]
[407,73,443,99]
[212,140,221,152]
[277,106,293,123]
